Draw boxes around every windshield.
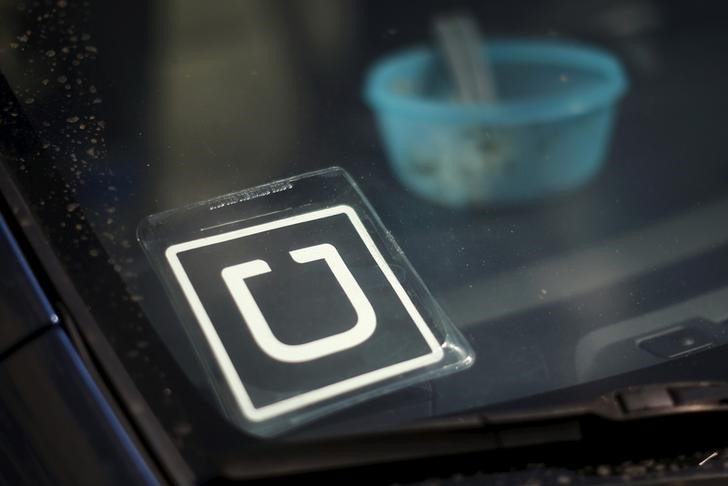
[2,0,728,479]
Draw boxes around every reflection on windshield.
[446,198,728,327]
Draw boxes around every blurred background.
[2,0,728,443]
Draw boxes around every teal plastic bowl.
[364,39,628,207]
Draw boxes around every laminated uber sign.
[138,168,473,436]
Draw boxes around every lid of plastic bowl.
[364,39,628,125]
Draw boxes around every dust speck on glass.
[1,0,728,472]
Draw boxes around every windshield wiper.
[219,382,728,481]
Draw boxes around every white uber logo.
[221,243,377,363]
[164,205,443,423]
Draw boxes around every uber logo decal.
[165,205,443,422]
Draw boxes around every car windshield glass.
[2,0,728,478]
